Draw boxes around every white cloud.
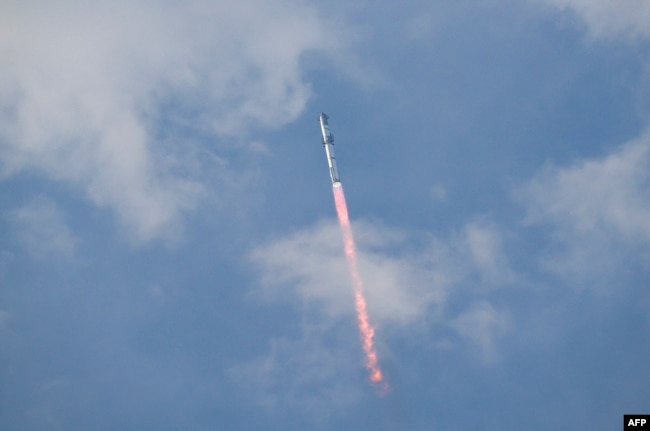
[251,217,515,345]
[460,221,516,286]
[246,218,516,404]
[229,330,363,421]
[536,0,650,40]
[251,220,451,326]
[519,131,650,279]
[9,197,78,260]
[0,0,341,241]
[450,301,510,362]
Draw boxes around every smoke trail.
[332,182,387,390]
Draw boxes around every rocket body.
[319,113,341,185]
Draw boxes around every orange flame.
[332,183,387,390]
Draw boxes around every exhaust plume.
[332,182,387,390]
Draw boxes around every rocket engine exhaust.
[333,183,386,387]
[319,113,387,390]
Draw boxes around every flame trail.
[332,182,387,389]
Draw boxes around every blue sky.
[1,1,649,430]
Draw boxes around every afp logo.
[625,415,650,429]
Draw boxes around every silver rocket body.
[319,112,341,185]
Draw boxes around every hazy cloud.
[536,0,650,40]
[251,220,451,326]
[252,217,515,341]
[229,329,363,421]
[246,217,517,405]
[450,301,510,362]
[9,197,78,260]
[0,0,341,241]
[460,221,515,286]
[519,131,650,280]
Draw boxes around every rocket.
[319,112,341,185]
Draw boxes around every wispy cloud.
[9,197,78,261]
[449,301,510,363]
[251,220,452,326]
[243,216,519,409]
[518,131,650,281]
[229,328,363,421]
[0,1,342,241]
[536,0,650,40]
[460,220,516,287]
[250,216,515,361]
